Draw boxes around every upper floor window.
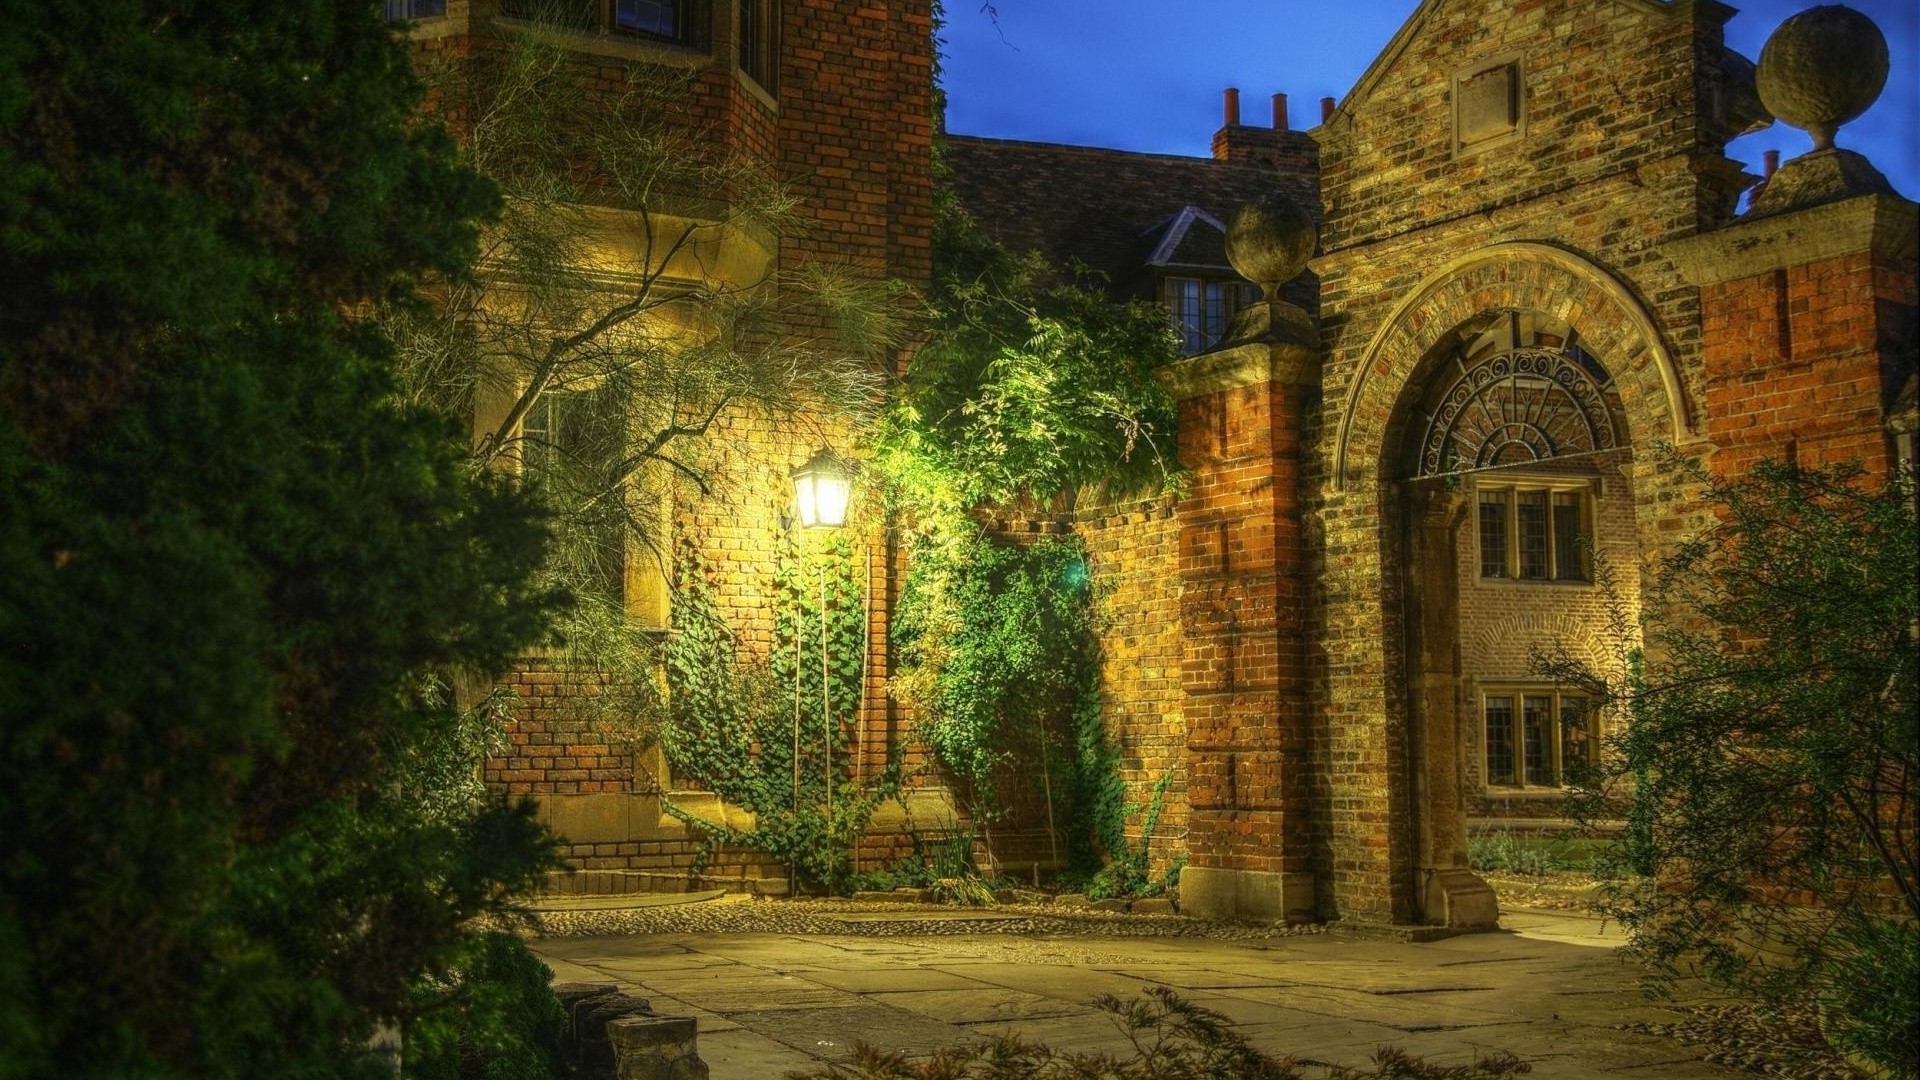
[1477,481,1591,582]
[500,0,709,47]
[382,0,445,18]
[521,388,670,630]
[1163,276,1254,355]
[737,0,778,92]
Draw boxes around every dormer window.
[1165,277,1228,355]
[1163,276,1258,355]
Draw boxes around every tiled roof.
[942,135,1317,297]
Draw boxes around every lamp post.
[790,448,853,884]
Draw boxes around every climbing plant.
[660,531,897,890]
[871,153,1186,890]
[891,532,1114,874]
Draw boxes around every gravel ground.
[1618,1002,1856,1080]
[527,897,1330,942]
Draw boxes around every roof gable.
[1141,205,1231,270]
[1323,0,1724,130]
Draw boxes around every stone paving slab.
[695,1026,817,1077]
[796,966,997,994]
[1205,984,1515,1032]
[745,1004,981,1062]
[911,962,1153,1002]
[961,1013,1143,1057]
[1095,964,1294,990]
[530,908,1749,1080]
[871,987,1094,1025]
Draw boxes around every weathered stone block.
[1179,866,1315,923]
[1423,868,1499,930]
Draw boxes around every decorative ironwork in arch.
[1415,347,1617,478]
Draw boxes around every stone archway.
[1335,242,1694,491]
[1318,244,1678,927]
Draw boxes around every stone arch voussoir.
[1334,243,1696,491]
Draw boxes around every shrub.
[1466,832,1558,878]
[1547,459,1917,1077]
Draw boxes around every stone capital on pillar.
[1160,305,1322,401]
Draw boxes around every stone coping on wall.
[1664,192,1919,286]
[1158,339,1322,400]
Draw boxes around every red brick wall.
[1175,378,1314,880]
[1702,251,1913,479]
[408,1,934,889]
[1080,498,1186,879]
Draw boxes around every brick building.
[397,0,936,895]
[405,0,1914,926]
[947,0,1916,927]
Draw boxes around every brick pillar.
[1164,336,1319,923]
[1666,193,1917,479]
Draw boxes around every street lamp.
[790,447,855,890]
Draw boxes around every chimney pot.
[1320,96,1336,124]
[1273,93,1289,130]
[1224,87,1241,127]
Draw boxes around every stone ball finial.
[1225,191,1316,297]
[1755,5,1889,152]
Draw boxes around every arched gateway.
[1320,244,1687,925]
[1161,190,1696,925]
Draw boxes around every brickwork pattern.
[1701,251,1915,479]
[1175,378,1315,879]
[1451,449,1642,819]
[488,657,636,795]
[1079,497,1187,878]
[1308,0,1745,920]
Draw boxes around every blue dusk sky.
[939,0,1920,202]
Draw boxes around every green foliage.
[1464,831,1590,878]
[1083,769,1186,901]
[404,933,567,1080]
[872,145,1188,894]
[1545,459,1917,1077]
[1820,915,1920,1079]
[871,180,1182,529]
[660,535,896,891]
[786,987,1530,1079]
[398,677,522,828]
[892,531,1132,878]
[0,2,564,1074]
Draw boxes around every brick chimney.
[1212,88,1320,174]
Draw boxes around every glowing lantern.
[791,447,852,529]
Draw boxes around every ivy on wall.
[653,144,1189,895]
[867,170,1187,891]
[660,531,896,890]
